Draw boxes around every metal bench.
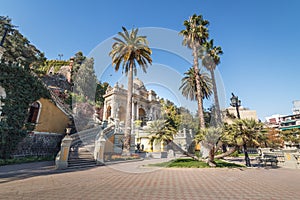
[257,153,278,166]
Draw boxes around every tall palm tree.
[109,27,152,154]
[202,39,223,126]
[180,14,209,129]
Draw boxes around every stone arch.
[106,105,112,119]
[28,101,42,123]
[139,107,146,126]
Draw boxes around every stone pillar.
[130,133,136,153]
[94,132,106,165]
[282,149,298,169]
[55,136,72,170]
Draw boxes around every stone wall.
[13,132,63,157]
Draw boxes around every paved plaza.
[0,159,300,200]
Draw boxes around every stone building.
[103,78,161,125]
[223,106,258,124]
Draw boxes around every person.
[136,143,140,152]
[141,144,144,151]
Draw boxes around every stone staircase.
[65,124,115,169]
[67,147,98,169]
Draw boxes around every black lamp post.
[230,93,251,167]
[230,93,241,119]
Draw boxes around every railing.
[30,71,73,117]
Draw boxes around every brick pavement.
[0,159,300,200]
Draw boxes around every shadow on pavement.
[0,161,104,184]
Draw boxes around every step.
[68,159,95,162]
[67,164,97,170]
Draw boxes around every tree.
[180,14,209,129]
[221,119,265,166]
[161,99,182,131]
[95,82,109,106]
[0,16,46,69]
[265,128,283,148]
[194,127,222,166]
[72,58,98,131]
[109,27,152,154]
[73,58,98,100]
[71,51,86,82]
[202,39,223,125]
[146,120,177,151]
[281,128,300,147]
[179,67,212,128]
[0,63,50,159]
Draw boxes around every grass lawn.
[148,158,244,168]
[0,155,54,166]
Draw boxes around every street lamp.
[230,93,241,119]
[58,54,63,60]
[230,92,251,167]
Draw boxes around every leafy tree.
[0,63,50,159]
[178,106,199,133]
[180,14,209,129]
[95,81,109,106]
[160,99,181,131]
[281,128,300,147]
[0,16,46,69]
[265,128,283,148]
[71,51,86,82]
[202,39,223,125]
[109,27,152,154]
[73,57,98,100]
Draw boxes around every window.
[27,102,41,123]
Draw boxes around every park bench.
[257,152,278,166]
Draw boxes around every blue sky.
[1,0,300,120]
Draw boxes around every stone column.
[94,132,106,165]
[55,136,72,170]
[282,149,298,169]
[130,133,136,153]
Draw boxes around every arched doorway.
[27,102,41,123]
[138,108,146,126]
[106,106,111,120]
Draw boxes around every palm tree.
[179,67,212,103]
[202,39,223,126]
[109,27,152,154]
[180,14,209,129]
[146,120,176,151]
[194,127,223,167]
[221,119,264,166]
